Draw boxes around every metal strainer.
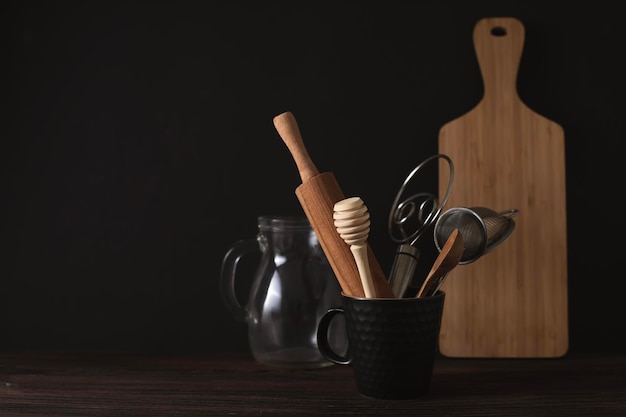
[433,207,519,264]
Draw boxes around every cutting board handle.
[474,17,525,100]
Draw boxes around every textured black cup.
[317,292,445,400]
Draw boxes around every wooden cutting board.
[437,17,569,358]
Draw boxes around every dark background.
[3,1,624,354]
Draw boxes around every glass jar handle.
[219,239,259,322]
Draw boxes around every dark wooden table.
[1,350,624,416]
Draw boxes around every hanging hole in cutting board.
[491,27,507,37]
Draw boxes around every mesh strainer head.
[479,208,519,254]
[433,207,519,264]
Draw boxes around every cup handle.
[219,239,258,322]
[317,308,351,365]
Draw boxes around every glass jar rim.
[257,215,312,232]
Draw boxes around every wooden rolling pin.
[273,111,394,298]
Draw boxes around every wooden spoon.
[334,197,376,298]
[416,229,463,298]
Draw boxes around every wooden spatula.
[437,17,568,357]
[416,229,463,298]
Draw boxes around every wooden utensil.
[334,197,376,298]
[273,111,395,298]
[437,17,568,357]
[416,229,463,298]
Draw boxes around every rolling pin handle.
[273,111,320,182]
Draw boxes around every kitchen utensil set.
[274,111,517,299]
